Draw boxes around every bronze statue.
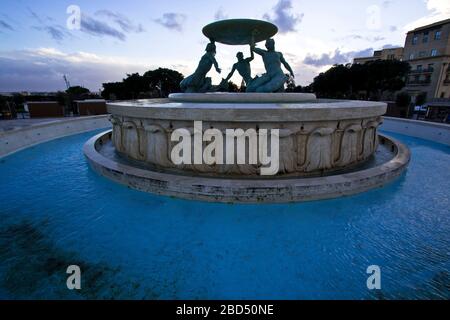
[224,46,254,87]
[246,38,295,92]
[180,19,296,93]
[180,42,222,93]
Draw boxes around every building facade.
[353,47,403,64]
[403,19,450,101]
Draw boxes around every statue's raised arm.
[246,44,255,62]
[207,48,221,74]
[280,53,295,78]
[225,64,237,82]
[252,44,267,56]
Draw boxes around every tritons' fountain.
[84,19,410,203]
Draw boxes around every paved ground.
[0,118,66,132]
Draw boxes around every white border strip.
[382,116,450,146]
[0,115,111,158]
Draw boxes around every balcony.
[406,78,431,86]
[409,67,434,74]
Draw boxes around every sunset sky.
[1,0,449,92]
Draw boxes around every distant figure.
[180,42,222,93]
[224,46,254,87]
[246,38,295,93]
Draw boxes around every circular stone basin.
[84,131,410,203]
[106,94,388,178]
[202,19,278,45]
[97,93,410,202]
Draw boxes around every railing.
[406,79,431,86]
[427,98,450,104]
[409,68,434,74]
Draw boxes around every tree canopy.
[66,86,90,96]
[101,68,184,100]
[395,91,411,108]
[311,60,411,100]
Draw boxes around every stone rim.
[84,130,411,203]
[168,92,317,103]
[107,99,387,122]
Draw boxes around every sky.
[0,0,449,92]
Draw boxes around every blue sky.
[0,0,449,92]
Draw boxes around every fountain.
[84,19,410,203]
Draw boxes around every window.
[431,49,438,56]
[441,92,445,98]
[423,31,429,43]
[419,51,426,57]
[417,65,423,71]
[428,63,434,71]
[412,35,418,45]
[409,53,415,60]
[435,30,442,40]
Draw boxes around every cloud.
[263,0,304,33]
[382,44,402,49]
[0,19,14,31]
[33,25,68,41]
[382,0,393,8]
[0,48,154,92]
[95,10,145,33]
[344,34,386,42]
[30,8,145,42]
[28,9,44,24]
[404,0,450,31]
[29,9,70,41]
[214,8,228,21]
[80,14,126,41]
[154,13,186,32]
[303,48,373,67]
[389,25,398,32]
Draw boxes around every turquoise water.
[0,129,449,300]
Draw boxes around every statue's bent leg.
[180,75,194,92]
[255,73,288,93]
[199,78,213,92]
[246,74,270,92]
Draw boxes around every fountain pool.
[0,129,448,299]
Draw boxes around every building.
[403,19,450,102]
[353,47,404,64]
[75,99,107,116]
[27,101,64,118]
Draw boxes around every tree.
[312,64,352,99]
[311,60,410,100]
[227,81,239,92]
[143,68,184,96]
[102,68,184,100]
[285,76,296,92]
[396,91,411,108]
[101,82,127,100]
[66,86,90,96]
[365,60,410,100]
[415,92,427,106]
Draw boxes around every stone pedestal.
[107,93,387,177]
